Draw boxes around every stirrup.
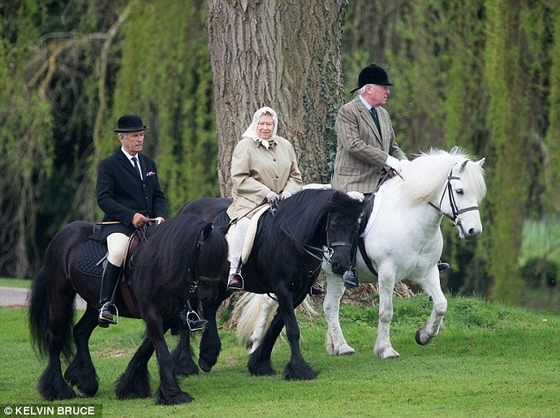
[227,273,244,291]
[99,302,119,326]
[186,310,208,332]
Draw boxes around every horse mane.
[270,189,363,253]
[399,147,487,203]
[132,214,227,296]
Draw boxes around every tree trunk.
[205,0,346,196]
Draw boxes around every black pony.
[28,214,228,405]
[180,188,364,380]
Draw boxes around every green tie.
[369,107,381,137]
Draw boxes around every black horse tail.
[27,266,74,361]
[28,266,49,358]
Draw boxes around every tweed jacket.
[331,96,407,193]
[227,135,303,220]
[96,148,167,242]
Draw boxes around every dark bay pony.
[28,214,228,405]
[180,188,364,380]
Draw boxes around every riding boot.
[227,258,244,291]
[437,261,450,272]
[309,283,326,296]
[98,262,121,327]
[343,240,359,288]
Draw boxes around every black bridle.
[428,163,479,233]
[303,213,353,264]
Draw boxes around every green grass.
[0,278,31,288]
[0,295,558,417]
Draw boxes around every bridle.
[303,213,354,264]
[428,163,479,232]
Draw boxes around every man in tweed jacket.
[331,64,407,194]
[332,64,449,287]
[331,64,408,287]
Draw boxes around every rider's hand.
[385,155,403,173]
[131,213,149,228]
[280,190,292,200]
[266,191,279,204]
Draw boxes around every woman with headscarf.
[226,106,303,290]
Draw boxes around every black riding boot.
[227,257,244,291]
[98,262,121,327]
[437,261,450,272]
[343,241,359,288]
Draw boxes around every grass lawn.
[0,294,558,417]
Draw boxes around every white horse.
[236,148,487,359]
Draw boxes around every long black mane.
[131,214,228,302]
[263,188,363,254]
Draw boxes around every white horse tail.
[234,293,277,351]
[234,293,318,353]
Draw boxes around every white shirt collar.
[359,95,373,111]
[121,147,139,163]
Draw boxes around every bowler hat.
[114,114,148,133]
[349,64,393,94]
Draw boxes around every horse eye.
[330,222,337,229]
[456,188,464,195]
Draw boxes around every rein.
[281,212,352,275]
[429,164,479,229]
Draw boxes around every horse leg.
[415,268,447,345]
[247,294,277,354]
[197,288,229,372]
[374,273,400,359]
[171,329,199,377]
[276,288,318,380]
[323,271,355,355]
[116,337,153,400]
[38,292,77,400]
[64,307,99,397]
[143,308,193,405]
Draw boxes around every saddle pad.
[77,237,107,278]
[362,182,386,238]
[212,210,231,229]
[226,204,270,265]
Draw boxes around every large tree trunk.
[205,0,346,196]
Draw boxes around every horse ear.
[203,223,213,241]
[459,159,469,172]
[477,158,485,168]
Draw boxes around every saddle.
[213,204,271,264]
[357,191,379,276]
[77,233,142,317]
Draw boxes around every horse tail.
[27,266,50,358]
[234,293,318,351]
[234,293,277,343]
[27,265,75,361]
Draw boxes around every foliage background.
[0,0,559,307]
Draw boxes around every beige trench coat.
[331,96,407,193]
[227,135,303,220]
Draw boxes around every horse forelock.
[401,149,486,203]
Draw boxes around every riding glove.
[280,190,292,200]
[266,191,279,203]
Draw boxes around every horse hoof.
[336,344,355,356]
[198,358,212,373]
[375,347,400,359]
[157,391,193,405]
[415,329,429,345]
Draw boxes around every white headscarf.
[242,106,279,149]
